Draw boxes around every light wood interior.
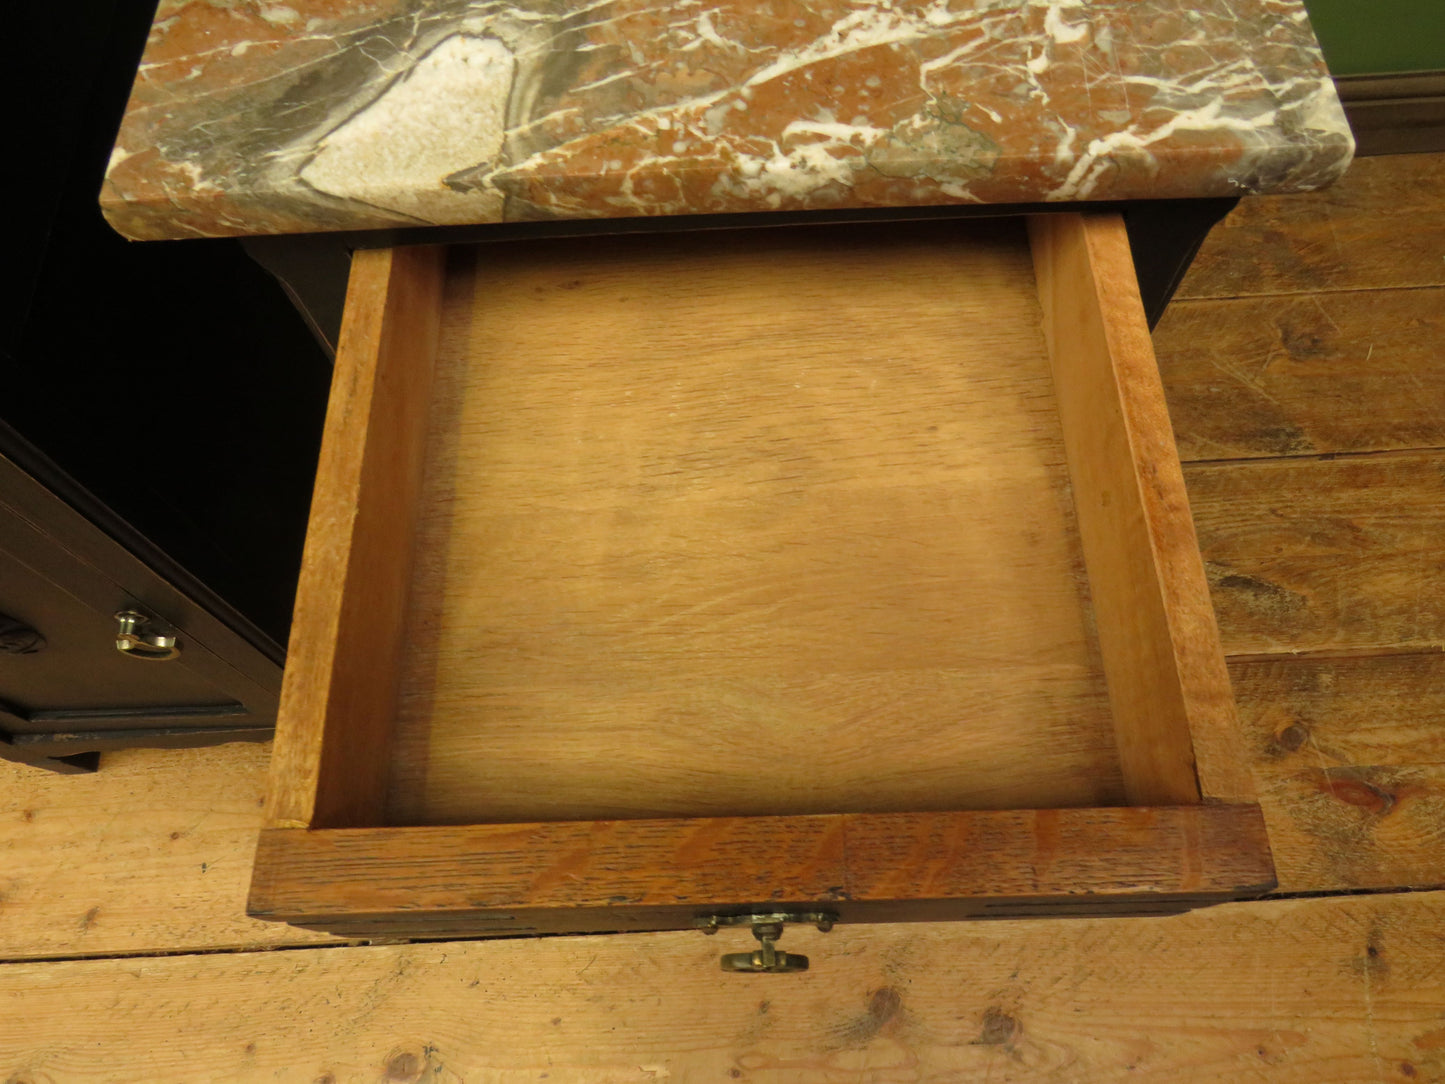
[265,245,445,830]
[1029,214,1234,806]
[386,219,1124,824]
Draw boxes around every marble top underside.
[102,0,1354,240]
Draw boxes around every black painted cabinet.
[0,450,280,772]
[4,0,331,770]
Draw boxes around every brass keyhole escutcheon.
[697,912,836,973]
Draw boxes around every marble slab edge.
[102,0,1354,241]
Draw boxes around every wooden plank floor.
[3,152,1443,1080]
[4,892,1445,1082]
[1159,150,1445,900]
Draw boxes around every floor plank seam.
[1184,445,1445,469]
[1225,645,1445,664]
[1174,282,1445,303]
[0,939,364,968]
[1266,883,1445,902]
[1173,284,1445,306]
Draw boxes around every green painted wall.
[1304,0,1445,76]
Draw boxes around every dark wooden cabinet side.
[0,446,282,772]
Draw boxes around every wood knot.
[1317,772,1396,816]
[1270,721,1309,755]
[976,1006,1020,1048]
[830,986,904,1048]
[385,1051,421,1081]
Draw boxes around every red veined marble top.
[102,0,1354,240]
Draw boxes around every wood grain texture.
[1232,652,1445,893]
[1028,213,1250,806]
[248,805,1273,937]
[1177,151,1445,299]
[265,245,445,830]
[1188,452,1445,657]
[8,891,1445,1082]
[387,220,1125,824]
[1155,288,1445,461]
[0,744,335,961]
[0,694,1426,957]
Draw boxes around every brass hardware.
[114,610,181,661]
[697,912,836,973]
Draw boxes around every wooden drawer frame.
[248,213,1273,939]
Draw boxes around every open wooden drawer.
[248,213,1273,946]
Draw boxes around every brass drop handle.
[114,610,181,661]
[698,912,836,973]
